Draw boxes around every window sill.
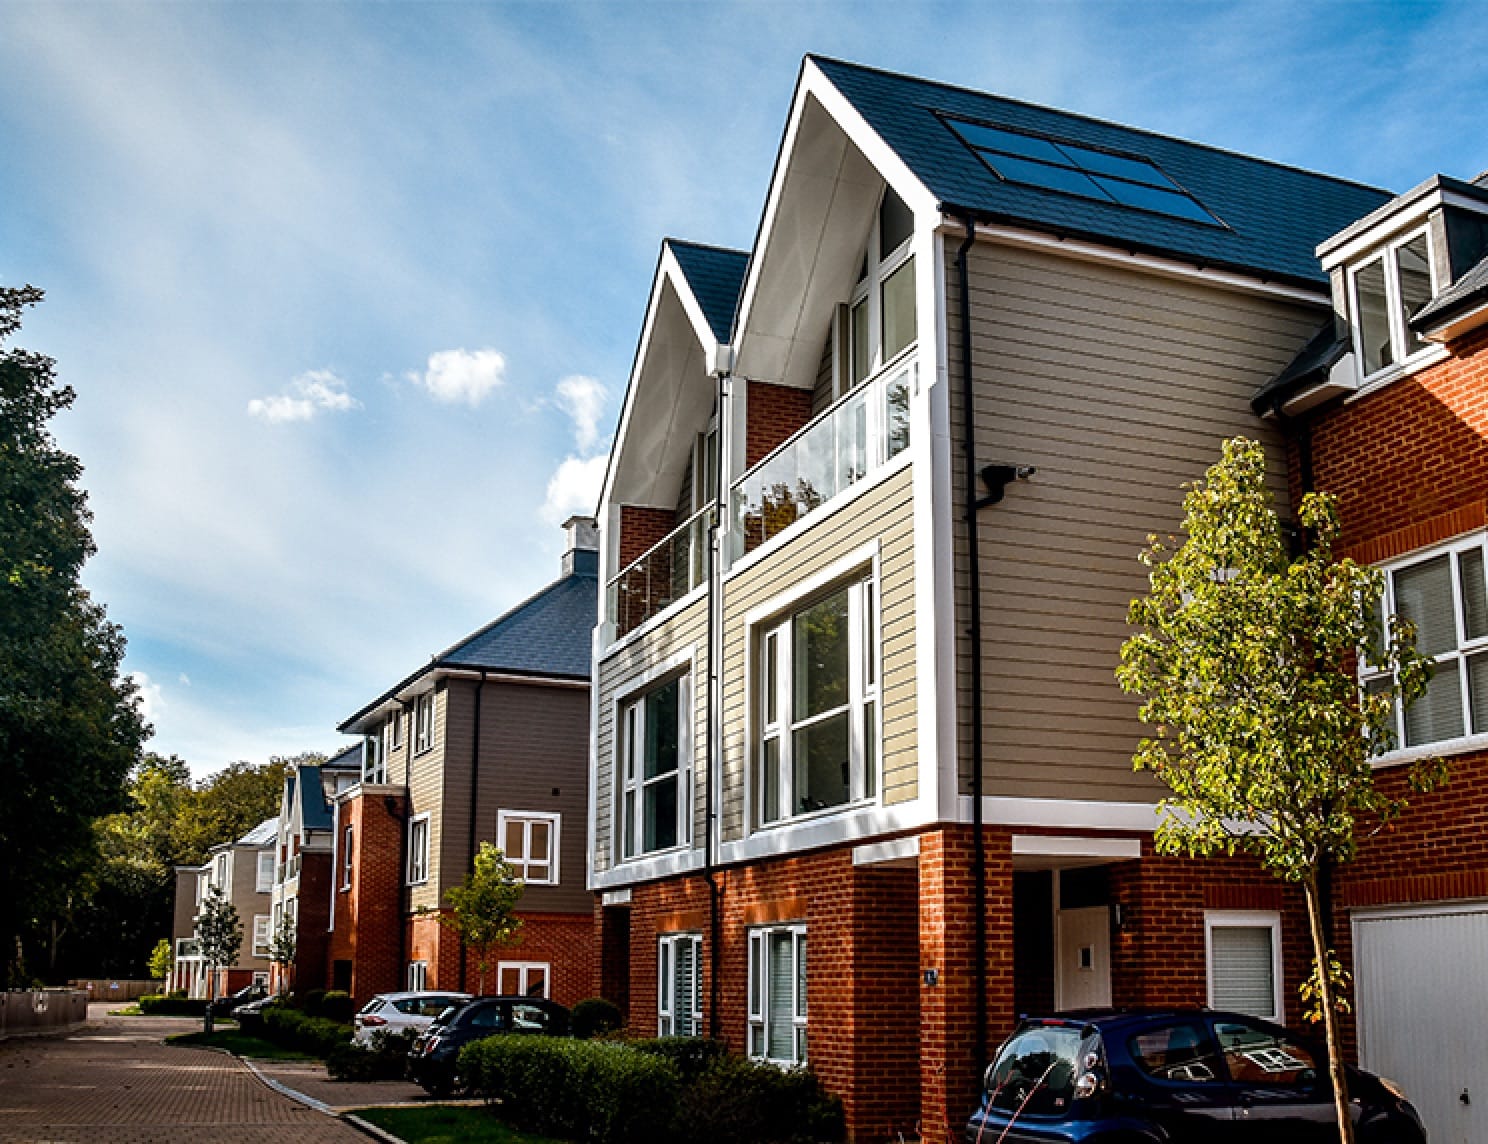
[1372,730,1488,769]
[1350,343,1450,401]
[756,796,878,833]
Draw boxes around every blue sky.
[1,1,1484,777]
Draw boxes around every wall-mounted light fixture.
[975,463,1037,510]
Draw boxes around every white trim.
[601,888,632,906]
[1011,835,1143,861]
[406,812,431,886]
[1319,185,1488,269]
[586,625,603,893]
[746,922,808,1065]
[740,540,881,628]
[852,835,920,866]
[1420,297,1488,344]
[341,823,354,890]
[406,960,428,992]
[591,846,708,890]
[255,850,275,894]
[496,809,561,885]
[962,795,1161,832]
[924,228,958,825]
[1204,909,1284,1022]
[1346,224,1439,387]
[721,800,926,866]
[413,692,436,755]
[1351,897,1488,922]
[656,931,704,1037]
[600,585,708,661]
[612,657,695,865]
[496,960,551,999]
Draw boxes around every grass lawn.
[351,1106,566,1144]
[166,1028,318,1061]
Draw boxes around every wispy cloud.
[248,369,359,423]
[410,348,507,406]
[554,374,607,453]
[129,670,165,727]
[541,454,607,524]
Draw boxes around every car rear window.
[985,1025,1084,1116]
[463,1003,508,1031]
[1128,1022,1223,1083]
[359,999,385,1015]
[1212,1019,1319,1088]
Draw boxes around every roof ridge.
[665,237,750,257]
[806,53,1392,197]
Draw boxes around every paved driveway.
[0,1007,367,1143]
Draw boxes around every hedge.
[669,1054,844,1144]
[327,1028,416,1081]
[570,997,624,1040]
[255,1004,353,1057]
[138,994,209,1017]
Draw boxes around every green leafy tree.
[268,912,296,993]
[0,285,148,983]
[147,938,174,984]
[173,756,301,867]
[1117,437,1445,1144]
[439,842,524,994]
[196,884,242,1032]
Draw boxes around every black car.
[965,1010,1426,1144]
[407,995,569,1096]
[209,981,267,1016]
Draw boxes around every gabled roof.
[296,764,334,831]
[238,816,278,847]
[810,56,1393,289]
[324,742,361,772]
[666,241,749,343]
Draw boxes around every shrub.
[671,1055,844,1144]
[319,990,355,1023]
[138,994,209,1017]
[294,988,327,1017]
[326,1029,416,1081]
[571,997,624,1039]
[260,1004,353,1057]
[632,1036,727,1084]
[460,1035,678,1143]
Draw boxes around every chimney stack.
[562,515,599,577]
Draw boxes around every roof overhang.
[1418,296,1488,343]
[1319,176,1488,270]
[338,663,588,735]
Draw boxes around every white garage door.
[1354,904,1488,1144]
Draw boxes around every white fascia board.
[659,242,727,356]
[1011,835,1143,861]
[926,230,960,824]
[732,57,938,352]
[961,795,1161,833]
[1420,297,1488,344]
[1319,187,1488,271]
[853,834,921,866]
[719,800,929,865]
[597,257,672,518]
[586,626,602,893]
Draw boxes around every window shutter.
[1210,925,1275,1017]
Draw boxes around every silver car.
[352,990,471,1047]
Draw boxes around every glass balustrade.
[607,506,713,638]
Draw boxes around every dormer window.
[839,188,916,394]
[1349,228,1435,380]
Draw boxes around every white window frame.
[214,852,230,891]
[341,824,354,890]
[1348,224,1437,385]
[748,924,807,1065]
[658,932,703,1037]
[386,710,402,751]
[407,813,431,885]
[362,733,385,785]
[497,960,551,998]
[617,671,693,861]
[252,914,272,959]
[497,809,560,885]
[837,187,917,398]
[414,692,436,755]
[755,575,880,827]
[406,960,428,992]
[1204,910,1283,1022]
[1364,532,1488,756]
[255,850,275,893]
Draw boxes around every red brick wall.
[746,380,814,467]
[405,908,596,1004]
[293,853,332,993]
[325,791,406,1005]
[618,505,676,569]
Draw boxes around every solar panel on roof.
[943,116,1224,228]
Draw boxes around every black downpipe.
[461,671,488,993]
[954,212,989,1079]
[704,369,726,1039]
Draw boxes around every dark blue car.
[965,1010,1426,1143]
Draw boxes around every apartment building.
[169,816,277,998]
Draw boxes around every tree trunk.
[204,968,216,1035]
[1303,872,1353,1144]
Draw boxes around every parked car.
[965,1010,1426,1144]
[352,991,471,1047]
[209,981,267,1016]
[231,993,281,1018]
[408,995,569,1096]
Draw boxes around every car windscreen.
[984,1025,1085,1116]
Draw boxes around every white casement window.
[837,186,916,396]
[341,824,354,890]
[196,872,207,905]
[1349,226,1436,381]
[406,960,428,992]
[1205,911,1283,1021]
[407,813,431,885]
[497,961,550,998]
[252,914,272,959]
[385,710,402,751]
[256,850,275,893]
[414,692,436,754]
[748,925,807,1064]
[757,577,880,825]
[498,810,560,885]
[214,853,229,890]
[618,672,691,860]
[1364,534,1488,751]
[362,733,385,785]
[658,933,703,1037]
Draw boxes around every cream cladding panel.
[593,595,709,873]
[405,687,447,912]
[945,240,1323,802]
[721,464,917,842]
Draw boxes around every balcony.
[607,506,711,639]
[176,938,201,960]
[730,355,913,559]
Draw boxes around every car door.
[1209,1016,1335,1143]
[1120,1018,1237,1140]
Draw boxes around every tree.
[1116,437,1445,1144]
[148,938,174,985]
[0,285,148,984]
[268,912,296,994]
[196,884,242,1033]
[438,842,524,994]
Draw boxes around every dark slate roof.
[811,56,1393,289]
[324,742,361,772]
[1413,249,1488,330]
[1251,320,1350,415]
[667,240,749,342]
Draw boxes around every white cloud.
[410,348,507,406]
[129,671,165,726]
[248,369,360,423]
[554,374,607,453]
[541,454,607,525]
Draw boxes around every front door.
[1056,905,1111,1010]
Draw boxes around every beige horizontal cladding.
[945,237,1324,803]
[721,464,918,843]
[406,685,448,912]
[593,595,709,874]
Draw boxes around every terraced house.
[169,816,278,999]
[588,57,1394,1141]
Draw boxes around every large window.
[1205,911,1282,1021]
[841,187,916,393]
[748,925,806,1064]
[497,961,550,998]
[407,813,430,885]
[1364,535,1488,750]
[1349,227,1436,380]
[256,850,275,893]
[363,733,385,784]
[414,692,436,754]
[658,933,703,1037]
[619,673,690,859]
[252,914,271,959]
[757,577,879,825]
[499,810,559,884]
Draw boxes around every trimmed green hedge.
[670,1054,844,1144]
[571,997,624,1040]
[256,1004,353,1057]
[327,1028,416,1081]
[319,990,355,1022]
[138,994,209,1016]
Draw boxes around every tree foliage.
[439,841,524,994]
[148,938,174,983]
[0,285,148,984]
[1117,437,1446,1143]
